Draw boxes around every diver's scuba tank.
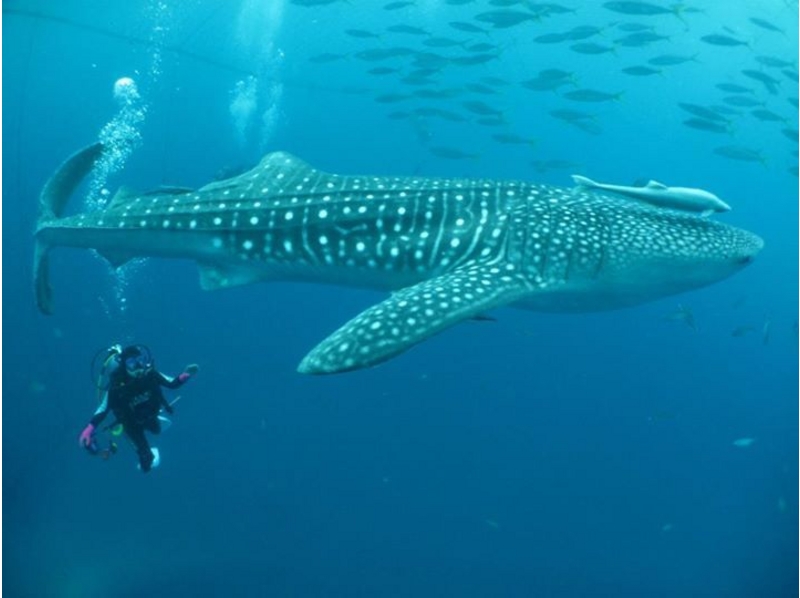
[91,343,123,398]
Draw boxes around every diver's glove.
[79,423,96,448]
[178,364,200,383]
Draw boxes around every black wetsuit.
[91,370,186,471]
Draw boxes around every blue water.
[3,2,798,596]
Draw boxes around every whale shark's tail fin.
[570,174,599,190]
[34,143,105,314]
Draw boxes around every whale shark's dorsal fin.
[646,180,668,190]
[297,261,531,374]
[199,151,321,195]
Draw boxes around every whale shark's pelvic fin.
[297,261,531,374]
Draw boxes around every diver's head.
[121,345,153,378]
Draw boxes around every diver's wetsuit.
[91,370,186,472]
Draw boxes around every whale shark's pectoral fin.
[297,262,531,374]
[198,263,271,290]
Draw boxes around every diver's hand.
[178,364,198,383]
[79,423,96,448]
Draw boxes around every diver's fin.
[35,143,105,315]
[646,180,668,190]
[137,447,161,471]
[297,262,531,374]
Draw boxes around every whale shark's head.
[598,211,764,306]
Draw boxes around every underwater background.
[3,1,798,596]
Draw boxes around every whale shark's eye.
[736,255,753,265]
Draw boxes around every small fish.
[616,22,654,32]
[563,89,622,102]
[564,25,603,41]
[465,83,499,95]
[539,68,574,81]
[749,17,783,33]
[345,29,380,39]
[462,100,502,116]
[615,31,669,46]
[648,54,696,66]
[429,146,479,160]
[387,24,429,35]
[451,53,500,66]
[383,0,414,8]
[418,108,466,122]
[701,34,748,47]
[571,42,616,54]
[491,133,536,145]
[522,77,573,92]
[678,103,728,122]
[732,437,756,448]
[603,1,676,16]
[731,325,755,337]
[290,0,341,5]
[468,43,499,53]
[723,95,763,108]
[751,109,786,123]
[474,9,538,28]
[683,118,729,134]
[789,97,799,108]
[622,65,661,76]
[715,83,752,94]
[713,145,765,163]
[662,304,697,331]
[782,128,798,142]
[355,47,415,61]
[755,56,795,69]
[572,175,731,214]
[549,108,595,122]
[742,69,780,94]
[448,21,488,34]
[422,37,466,48]
[783,69,799,82]
[414,88,463,99]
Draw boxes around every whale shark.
[35,144,763,374]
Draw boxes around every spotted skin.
[35,146,763,374]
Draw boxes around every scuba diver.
[79,344,199,473]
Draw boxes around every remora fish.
[35,144,762,374]
[570,175,731,215]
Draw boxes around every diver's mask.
[124,352,152,378]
